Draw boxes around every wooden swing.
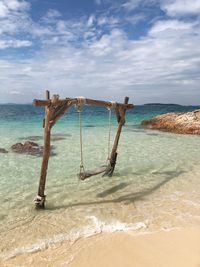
[77,99,113,180]
[33,91,134,208]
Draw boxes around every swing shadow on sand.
[47,169,185,210]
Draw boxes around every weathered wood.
[33,99,51,106]
[79,165,111,180]
[51,94,59,105]
[46,90,50,100]
[35,90,52,208]
[115,107,121,123]
[33,97,134,110]
[106,97,129,176]
[49,101,73,127]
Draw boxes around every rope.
[76,96,86,109]
[79,110,85,173]
[106,107,112,164]
[106,101,116,165]
[110,101,117,109]
[76,98,86,175]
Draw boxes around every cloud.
[149,20,196,36]
[87,15,95,27]
[122,0,159,12]
[161,0,200,16]
[9,90,22,95]
[1,15,200,104]
[122,0,143,11]
[0,39,32,49]
[0,0,200,104]
[95,0,102,5]
[45,9,61,19]
[0,0,32,48]
[0,0,30,18]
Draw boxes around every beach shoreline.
[3,227,200,267]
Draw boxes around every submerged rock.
[0,148,8,153]
[11,141,43,155]
[11,141,57,156]
[141,109,200,135]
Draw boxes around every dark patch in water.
[19,136,43,141]
[84,125,96,128]
[125,125,146,133]
[97,182,128,198]
[19,133,72,142]
[0,148,8,153]
[146,133,159,136]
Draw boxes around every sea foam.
[4,216,147,260]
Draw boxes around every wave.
[4,216,147,260]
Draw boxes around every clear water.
[0,104,200,259]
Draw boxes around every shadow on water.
[18,133,72,142]
[96,182,128,198]
[47,169,185,210]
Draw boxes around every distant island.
[144,103,182,106]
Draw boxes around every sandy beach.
[3,227,200,267]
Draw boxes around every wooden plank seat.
[79,165,111,180]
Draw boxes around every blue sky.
[0,0,200,104]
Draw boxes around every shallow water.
[0,104,200,259]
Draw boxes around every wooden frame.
[33,91,134,208]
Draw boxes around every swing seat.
[79,165,111,180]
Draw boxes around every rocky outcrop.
[11,141,43,156]
[141,109,200,135]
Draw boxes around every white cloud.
[0,39,32,49]
[125,13,146,25]
[9,90,22,95]
[122,0,142,11]
[45,9,61,19]
[149,20,196,36]
[0,0,29,18]
[0,1,7,17]
[87,15,95,27]
[97,15,119,26]
[122,0,158,11]
[1,15,200,104]
[161,0,200,16]
[0,0,200,104]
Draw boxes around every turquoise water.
[0,104,200,260]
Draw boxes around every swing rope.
[106,101,116,164]
[106,107,112,164]
[79,109,85,173]
[76,98,116,180]
[76,97,86,175]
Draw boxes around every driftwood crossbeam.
[33,91,134,208]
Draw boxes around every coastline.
[3,227,200,267]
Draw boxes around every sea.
[0,103,200,260]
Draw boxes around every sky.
[0,0,200,105]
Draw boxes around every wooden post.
[106,97,129,176]
[35,90,52,208]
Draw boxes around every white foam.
[4,216,147,260]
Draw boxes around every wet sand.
[3,227,200,267]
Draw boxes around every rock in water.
[141,109,200,135]
[11,141,43,155]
